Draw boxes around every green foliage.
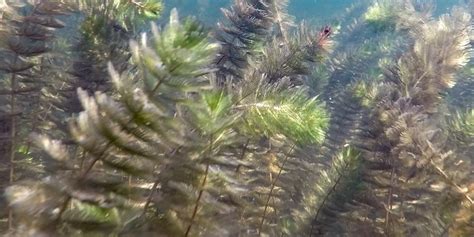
[5,7,330,235]
[77,0,163,58]
[187,91,238,136]
[243,85,328,145]
[62,200,121,231]
[136,0,163,19]
[303,2,474,236]
[309,147,364,235]
[4,9,219,236]
[137,12,219,85]
[364,0,433,32]
[75,0,162,31]
[448,109,474,146]
[364,0,397,30]
[352,81,378,107]
[256,24,333,84]
[45,0,164,138]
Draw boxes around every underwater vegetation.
[0,0,472,236]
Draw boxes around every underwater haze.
[0,0,473,236]
[162,0,463,24]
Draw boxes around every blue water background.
[161,0,462,25]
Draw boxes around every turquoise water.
[162,0,461,25]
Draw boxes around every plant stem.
[8,55,18,230]
[236,139,250,173]
[185,135,214,237]
[385,167,395,234]
[430,160,473,205]
[310,150,354,236]
[259,145,294,235]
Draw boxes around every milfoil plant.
[5,8,329,236]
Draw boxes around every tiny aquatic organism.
[319,26,332,41]
[315,25,333,52]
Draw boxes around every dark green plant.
[44,0,163,131]
[5,9,330,236]
[308,147,372,236]
[73,0,162,30]
[0,0,71,229]
[213,0,288,84]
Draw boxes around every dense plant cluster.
[0,0,472,236]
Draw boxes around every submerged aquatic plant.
[4,5,330,236]
[0,0,72,229]
[1,0,473,236]
[364,0,396,30]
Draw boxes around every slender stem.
[185,164,210,237]
[235,139,250,173]
[54,196,72,224]
[7,4,40,227]
[142,179,159,214]
[79,156,101,180]
[185,135,214,237]
[430,160,473,205]
[23,58,51,156]
[129,0,146,9]
[271,1,289,44]
[55,141,112,223]
[78,148,86,172]
[310,152,353,235]
[142,147,182,216]
[128,175,132,202]
[385,167,395,234]
[258,145,294,235]
[151,79,164,95]
[8,55,18,230]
